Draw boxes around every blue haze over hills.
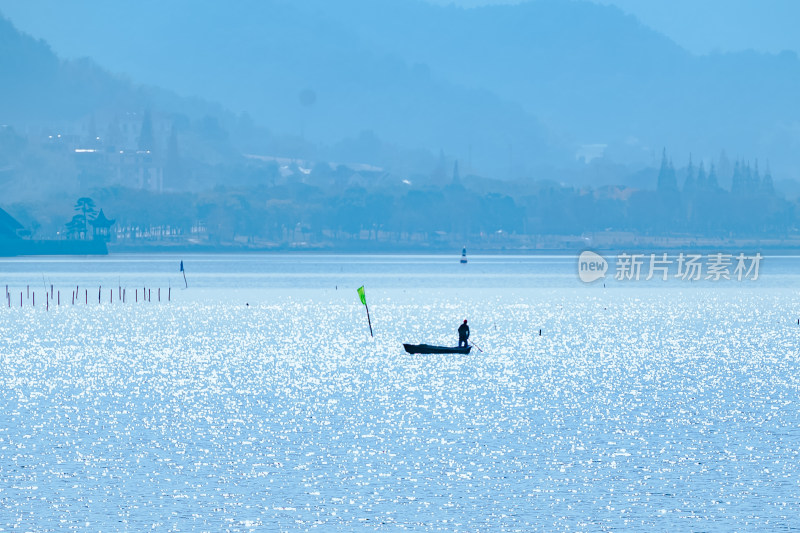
[1,0,799,247]
[434,0,800,57]
[2,0,799,177]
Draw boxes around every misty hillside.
[2,0,798,180]
[0,1,566,176]
[1,7,797,251]
[0,16,131,123]
[0,15,257,148]
[288,0,800,175]
[0,15,278,201]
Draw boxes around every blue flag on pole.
[180,260,188,288]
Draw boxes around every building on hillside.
[115,150,163,191]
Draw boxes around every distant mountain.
[0,16,125,123]
[0,15,250,143]
[0,15,274,200]
[303,0,800,174]
[2,0,800,179]
[1,1,571,176]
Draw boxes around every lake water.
[1,254,800,531]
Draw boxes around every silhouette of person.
[458,319,470,347]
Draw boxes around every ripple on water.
[1,288,800,530]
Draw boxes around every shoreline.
[4,237,800,257]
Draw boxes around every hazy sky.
[1,0,797,57]
[428,0,800,55]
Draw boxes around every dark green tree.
[761,163,775,195]
[74,197,97,239]
[731,160,745,195]
[656,149,677,193]
[65,215,85,240]
[682,155,696,194]
[696,162,707,191]
[707,163,719,190]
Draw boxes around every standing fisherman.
[458,319,470,347]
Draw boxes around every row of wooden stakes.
[4,284,172,309]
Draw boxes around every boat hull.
[403,343,472,355]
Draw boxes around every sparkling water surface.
[1,254,800,531]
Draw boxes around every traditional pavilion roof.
[91,209,115,228]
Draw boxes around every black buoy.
[539,329,542,336]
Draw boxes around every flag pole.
[358,286,373,337]
[180,260,188,288]
[365,303,373,337]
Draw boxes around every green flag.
[357,285,373,336]
[357,285,366,306]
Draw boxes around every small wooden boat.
[403,343,472,355]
